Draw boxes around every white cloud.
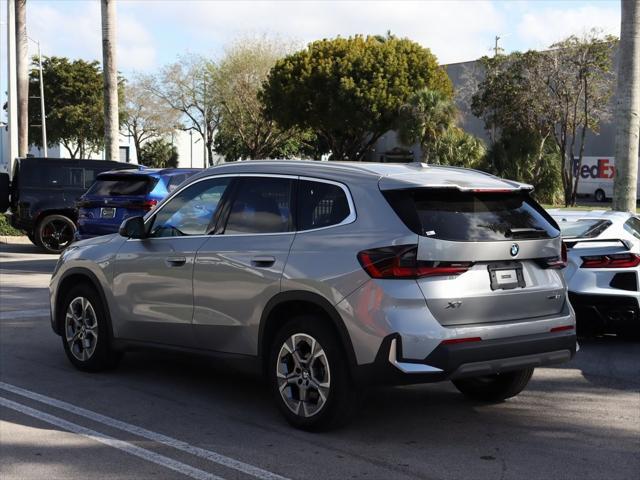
[516,4,620,49]
[130,0,507,64]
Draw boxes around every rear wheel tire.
[452,367,534,402]
[36,214,76,253]
[594,189,606,203]
[268,315,358,431]
[27,232,41,247]
[60,284,121,372]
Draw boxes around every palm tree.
[613,0,640,212]
[16,0,28,157]
[398,89,458,163]
[101,0,119,161]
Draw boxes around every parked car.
[549,209,640,336]
[3,157,137,253]
[76,168,199,240]
[50,161,576,430]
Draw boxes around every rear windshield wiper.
[507,228,549,239]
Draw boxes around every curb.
[0,236,32,245]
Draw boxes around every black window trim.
[138,173,357,240]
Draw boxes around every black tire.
[59,284,121,372]
[594,189,606,203]
[36,214,76,254]
[27,232,41,247]
[452,367,534,402]
[268,315,359,431]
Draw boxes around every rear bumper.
[569,291,639,334]
[355,331,576,386]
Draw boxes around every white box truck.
[575,156,640,202]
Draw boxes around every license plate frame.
[488,262,525,291]
[100,207,116,219]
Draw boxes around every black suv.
[1,157,136,253]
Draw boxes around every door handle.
[251,256,276,268]
[165,256,187,267]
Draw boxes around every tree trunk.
[101,0,119,161]
[613,0,640,212]
[15,0,28,157]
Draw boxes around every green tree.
[28,57,123,158]
[424,127,486,168]
[471,51,557,193]
[212,36,310,160]
[470,32,616,205]
[145,55,219,166]
[546,32,617,205]
[139,138,179,168]
[262,35,452,161]
[123,77,180,162]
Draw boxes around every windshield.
[86,176,156,196]
[554,218,611,239]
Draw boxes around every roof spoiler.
[563,238,633,251]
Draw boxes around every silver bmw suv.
[50,161,576,430]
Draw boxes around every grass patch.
[0,214,24,236]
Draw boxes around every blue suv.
[76,168,199,239]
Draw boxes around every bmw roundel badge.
[510,243,519,257]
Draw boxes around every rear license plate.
[488,262,525,290]
[100,207,116,219]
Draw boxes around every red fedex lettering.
[598,159,615,179]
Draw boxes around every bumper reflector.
[550,325,575,333]
[440,337,482,345]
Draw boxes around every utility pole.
[613,0,640,212]
[494,35,501,57]
[6,0,18,174]
[15,0,28,157]
[101,0,119,161]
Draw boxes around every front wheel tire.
[452,367,534,402]
[60,284,120,372]
[269,316,358,431]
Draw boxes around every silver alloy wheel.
[65,296,98,361]
[276,333,331,417]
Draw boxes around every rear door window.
[224,177,293,234]
[297,180,351,230]
[383,189,559,241]
[87,176,156,196]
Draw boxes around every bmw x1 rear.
[50,161,576,430]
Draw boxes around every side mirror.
[119,216,147,239]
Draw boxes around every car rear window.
[86,176,156,196]
[555,219,611,238]
[383,189,559,241]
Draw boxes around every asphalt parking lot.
[0,243,638,480]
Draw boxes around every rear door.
[192,176,295,354]
[384,188,566,326]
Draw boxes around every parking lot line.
[0,382,290,480]
[0,396,225,480]
[0,308,50,320]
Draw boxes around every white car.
[548,209,640,336]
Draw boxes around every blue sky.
[1,0,621,117]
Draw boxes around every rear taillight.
[440,337,482,345]
[357,245,473,279]
[142,199,158,212]
[537,242,567,269]
[580,253,640,269]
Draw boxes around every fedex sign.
[573,157,615,179]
